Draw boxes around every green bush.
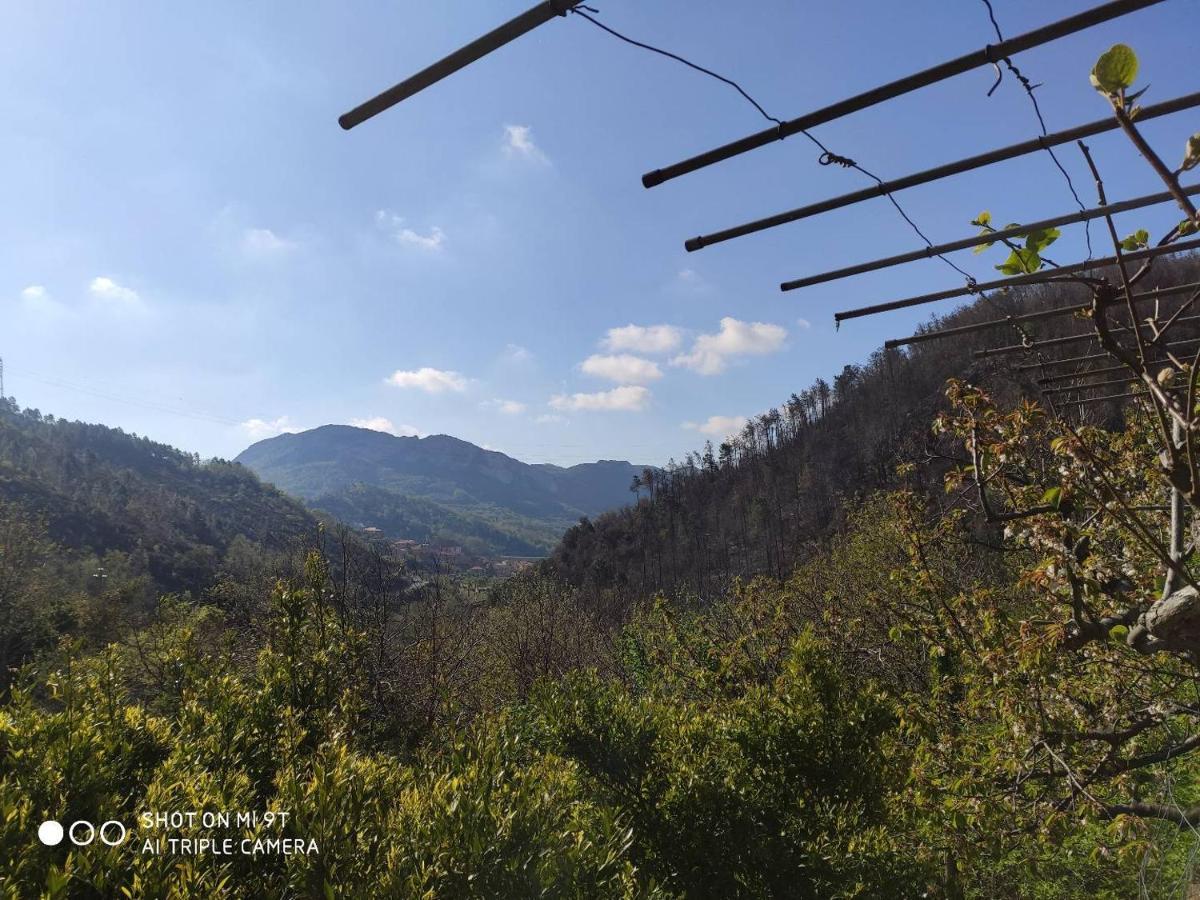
[0,564,656,898]
[522,631,923,899]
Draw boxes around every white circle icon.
[68,821,95,846]
[37,820,64,846]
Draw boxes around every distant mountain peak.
[234,425,648,555]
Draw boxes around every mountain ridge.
[235,425,649,554]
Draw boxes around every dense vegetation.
[6,257,1200,895]
[550,254,1200,604]
[6,293,1200,896]
[237,426,648,555]
[4,455,1197,896]
[0,397,317,598]
[4,41,1200,899]
[309,482,549,557]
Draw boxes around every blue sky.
[3,1,1195,465]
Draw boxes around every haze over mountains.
[236,425,647,555]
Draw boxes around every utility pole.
[0,356,5,399]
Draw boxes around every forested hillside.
[238,425,647,553]
[7,258,1200,898]
[308,482,549,556]
[0,398,317,595]
[550,254,1200,601]
[9,7,1200,895]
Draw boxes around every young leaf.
[971,211,995,253]
[1183,133,1200,172]
[996,248,1041,275]
[1090,44,1138,93]
[1120,229,1150,251]
[1041,486,1063,509]
[1024,227,1060,253]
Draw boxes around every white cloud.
[484,399,526,415]
[502,343,532,364]
[503,124,549,164]
[673,268,713,294]
[349,417,420,436]
[580,353,662,385]
[89,276,141,306]
[601,324,683,355]
[242,227,296,256]
[396,225,445,251]
[385,367,468,394]
[671,317,787,375]
[375,210,446,252]
[684,415,749,439]
[549,385,650,412]
[17,283,62,317]
[240,416,302,441]
[536,413,566,425]
[796,317,812,329]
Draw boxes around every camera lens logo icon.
[38,820,127,847]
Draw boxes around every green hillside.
[0,397,318,596]
[237,425,647,554]
[308,482,556,556]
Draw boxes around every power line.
[7,366,244,427]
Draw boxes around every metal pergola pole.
[340,0,583,130]
[885,281,1200,349]
[1042,376,1140,395]
[683,92,1200,251]
[1016,336,1200,371]
[834,236,1200,324]
[642,0,1168,188]
[1065,391,1147,404]
[975,313,1200,358]
[1039,364,1132,383]
[782,184,1200,291]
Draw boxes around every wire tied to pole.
[819,152,856,168]
[980,0,1093,258]
[983,44,1005,95]
[569,7,783,129]
[569,5,981,294]
[569,5,857,173]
